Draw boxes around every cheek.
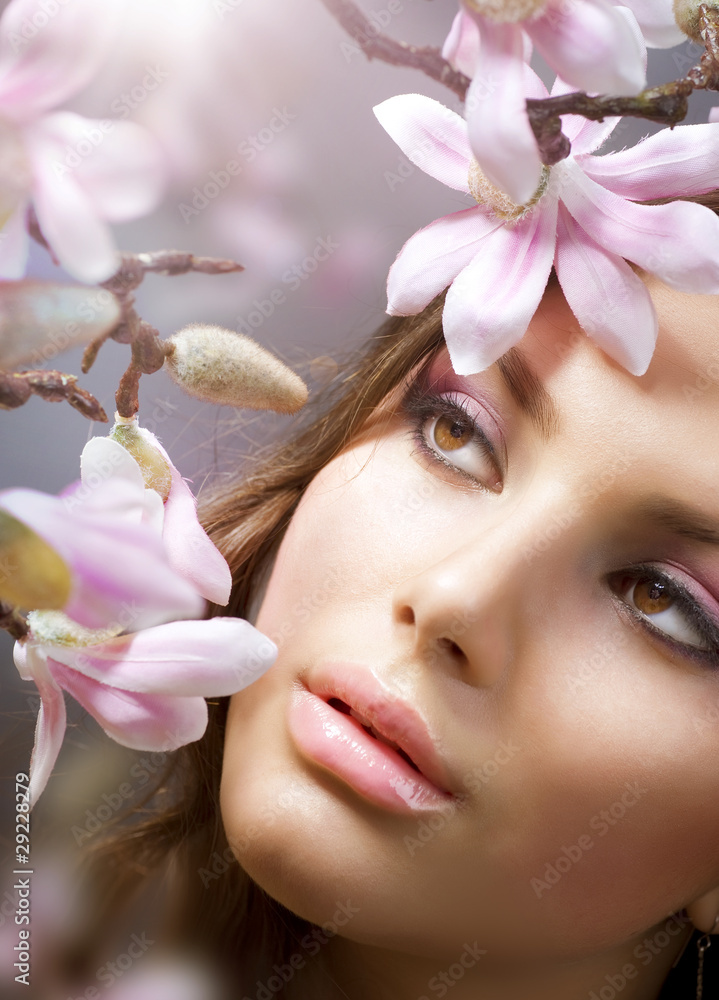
[254,438,463,644]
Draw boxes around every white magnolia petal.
[528,0,645,96]
[619,0,684,47]
[373,95,472,192]
[442,10,480,77]
[467,20,543,205]
[442,198,558,375]
[20,647,66,808]
[49,659,209,751]
[387,207,503,316]
[560,159,719,294]
[555,202,658,375]
[580,124,719,201]
[46,617,277,696]
[0,200,29,279]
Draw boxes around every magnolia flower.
[374,90,719,376]
[0,0,165,283]
[11,423,273,806]
[443,2,683,203]
[15,614,275,807]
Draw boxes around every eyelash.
[401,381,719,669]
[400,381,499,490]
[610,565,719,669]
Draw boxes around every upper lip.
[302,662,457,796]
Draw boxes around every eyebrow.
[496,347,560,441]
[633,496,719,547]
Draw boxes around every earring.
[696,916,718,1000]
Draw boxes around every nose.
[391,495,575,687]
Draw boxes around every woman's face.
[221,277,719,972]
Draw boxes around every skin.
[221,276,719,999]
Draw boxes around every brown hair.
[64,296,448,998]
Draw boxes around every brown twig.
[318,0,470,99]
[319,0,719,168]
[0,369,107,421]
[0,602,29,642]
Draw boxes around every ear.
[685,887,719,933]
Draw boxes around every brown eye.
[633,579,673,616]
[432,415,473,452]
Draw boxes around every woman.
[70,240,719,999]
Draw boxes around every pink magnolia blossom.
[374,90,719,376]
[11,424,272,806]
[15,615,275,807]
[443,2,682,204]
[0,0,165,283]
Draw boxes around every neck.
[322,923,692,1000]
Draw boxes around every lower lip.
[287,688,455,814]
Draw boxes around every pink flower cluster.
[0,0,165,282]
[4,426,276,806]
[375,2,719,376]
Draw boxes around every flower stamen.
[468,159,550,221]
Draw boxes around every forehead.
[519,277,719,435]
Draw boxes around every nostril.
[438,636,463,658]
[396,605,415,626]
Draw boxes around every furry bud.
[110,418,172,501]
[673,0,719,41]
[165,324,308,414]
[464,0,547,22]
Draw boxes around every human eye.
[609,564,719,667]
[400,378,502,493]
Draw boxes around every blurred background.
[0,0,716,994]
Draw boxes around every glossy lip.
[287,662,459,815]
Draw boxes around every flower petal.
[442,10,480,77]
[373,95,472,192]
[527,0,645,96]
[466,20,544,205]
[620,0,684,47]
[0,486,205,629]
[14,645,66,807]
[555,202,657,375]
[0,0,122,119]
[559,158,719,294]
[386,207,503,316]
[78,436,147,515]
[442,197,558,375]
[26,135,119,282]
[45,617,277,696]
[580,124,719,201]
[130,424,232,604]
[0,200,29,279]
[48,659,208,751]
[30,112,165,222]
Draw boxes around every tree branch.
[318,0,470,99]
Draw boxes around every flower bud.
[165,324,308,414]
[673,0,719,41]
[0,510,71,611]
[110,417,172,501]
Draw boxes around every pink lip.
[286,662,458,814]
